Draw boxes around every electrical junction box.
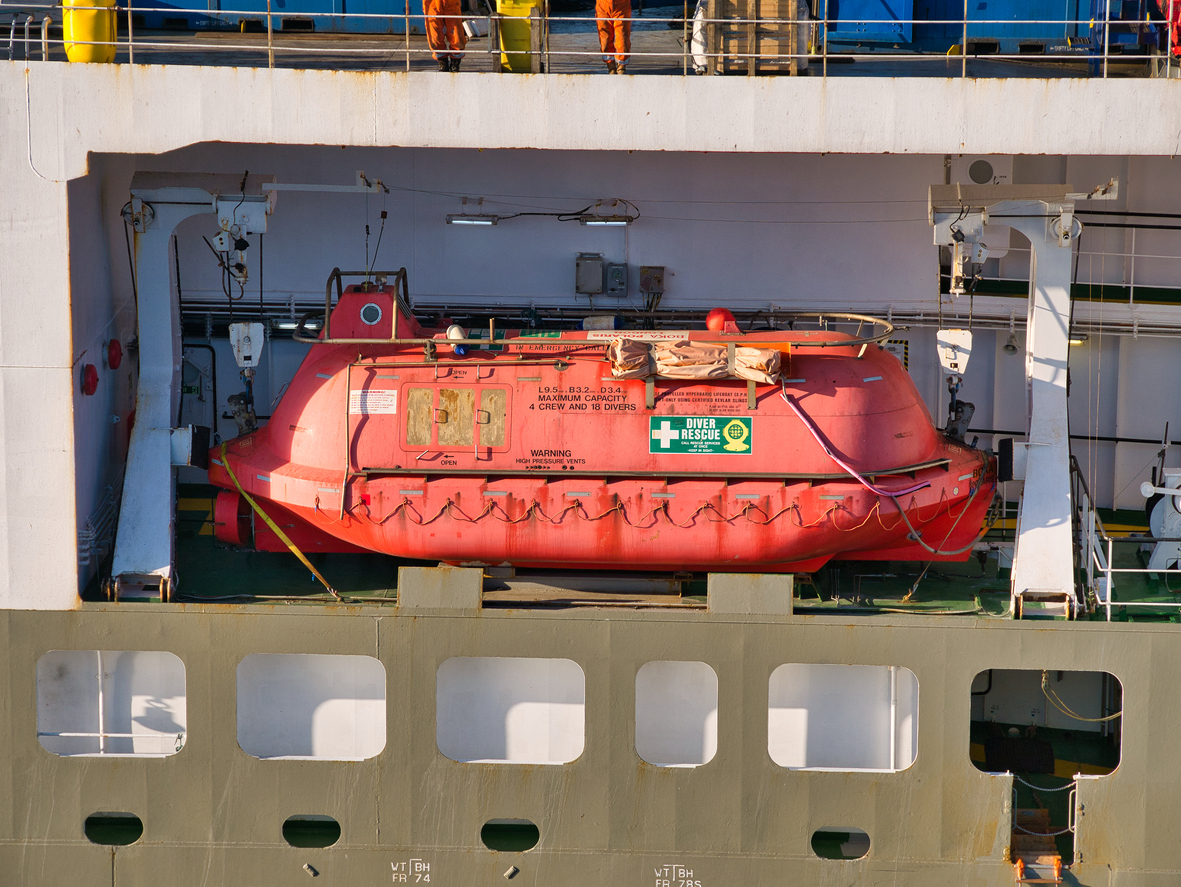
[606,263,627,296]
[639,266,665,294]
[575,253,604,295]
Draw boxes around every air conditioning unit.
[949,155,1013,186]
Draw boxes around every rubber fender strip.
[218,442,341,599]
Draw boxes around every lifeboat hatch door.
[394,385,509,461]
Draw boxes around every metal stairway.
[1011,808,1064,884]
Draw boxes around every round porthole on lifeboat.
[360,302,383,326]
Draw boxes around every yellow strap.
[219,442,340,598]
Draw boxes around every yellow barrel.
[63,0,117,64]
[496,0,541,72]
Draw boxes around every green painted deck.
[86,486,1181,621]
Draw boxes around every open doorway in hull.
[970,668,1121,878]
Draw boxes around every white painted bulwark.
[13,67,1181,180]
[768,663,918,771]
[635,660,719,767]
[436,657,585,764]
[236,653,387,760]
[36,650,187,757]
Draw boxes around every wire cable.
[1040,670,1122,723]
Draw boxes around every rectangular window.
[437,657,585,764]
[768,663,918,771]
[37,650,187,757]
[635,660,718,767]
[237,653,386,761]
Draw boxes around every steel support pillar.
[1008,216,1076,606]
[109,174,273,599]
[930,182,1117,617]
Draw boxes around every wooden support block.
[529,8,541,74]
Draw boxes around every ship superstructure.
[6,15,1181,886]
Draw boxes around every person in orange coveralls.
[1160,0,1181,56]
[426,0,467,71]
[596,0,631,73]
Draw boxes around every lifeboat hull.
[209,285,996,573]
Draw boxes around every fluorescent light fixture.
[579,214,633,226]
[1069,333,1089,345]
[275,319,322,331]
[446,213,499,226]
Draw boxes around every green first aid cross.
[649,416,752,455]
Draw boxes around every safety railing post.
[961,0,967,77]
[41,14,51,60]
[1170,0,1175,78]
[1084,500,1093,597]
[126,2,133,63]
[1103,0,1110,77]
[266,0,274,67]
[682,0,687,74]
[1106,536,1113,621]
[529,6,540,73]
[405,0,411,71]
[821,0,827,77]
[487,10,495,72]
[23,12,32,59]
[493,13,502,72]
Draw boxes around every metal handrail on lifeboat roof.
[293,267,410,345]
[293,267,596,349]
[293,269,895,352]
[767,312,895,349]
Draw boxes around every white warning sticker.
[349,390,398,415]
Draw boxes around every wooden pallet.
[705,0,798,75]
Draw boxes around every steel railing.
[1091,532,1181,621]
[6,1,1174,77]
[1072,454,1181,621]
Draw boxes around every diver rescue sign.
[649,416,751,454]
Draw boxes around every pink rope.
[780,381,931,498]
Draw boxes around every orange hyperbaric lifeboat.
[208,281,996,573]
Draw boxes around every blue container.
[132,0,426,34]
[819,0,1158,55]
